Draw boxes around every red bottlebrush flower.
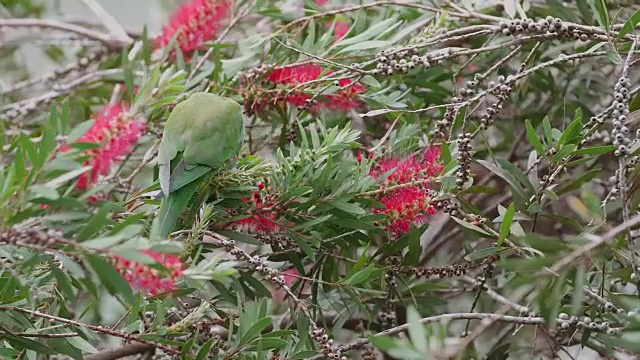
[374,187,437,238]
[330,20,350,40]
[155,0,232,56]
[111,250,184,295]
[58,103,145,190]
[229,190,281,233]
[260,64,366,113]
[370,146,443,238]
[315,0,329,5]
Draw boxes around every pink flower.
[155,0,232,56]
[370,146,443,238]
[229,189,281,233]
[111,250,184,295]
[260,64,366,113]
[375,187,437,238]
[332,21,350,39]
[58,103,145,190]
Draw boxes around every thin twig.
[0,18,131,48]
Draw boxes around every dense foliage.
[1,0,640,359]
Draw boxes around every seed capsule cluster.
[220,239,289,288]
[311,325,346,360]
[0,226,62,247]
[373,47,437,77]
[611,76,632,157]
[557,313,620,335]
[481,75,515,129]
[360,344,377,360]
[499,16,594,41]
[456,133,472,190]
[253,230,297,250]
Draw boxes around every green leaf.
[629,94,640,112]
[590,0,609,31]
[546,0,578,22]
[343,243,370,280]
[29,184,59,200]
[247,337,289,351]
[496,158,535,194]
[76,205,113,241]
[291,214,332,231]
[556,168,600,195]
[465,247,510,262]
[498,203,515,246]
[216,230,262,245]
[238,317,272,346]
[542,116,554,145]
[360,75,381,88]
[328,200,366,215]
[558,108,583,146]
[368,335,399,352]
[615,9,640,41]
[84,253,134,305]
[451,216,492,236]
[606,49,622,64]
[403,225,421,266]
[44,166,91,189]
[525,119,545,156]
[195,339,214,360]
[341,265,378,285]
[570,263,586,315]
[337,40,390,54]
[66,336,99,354]
[441,140,452,166]
[477,159,528,201]
[280,186,312,201]
[571,145,615,156]
[289,351,320,359]
[66,120,93,143]
[407,306,428,353]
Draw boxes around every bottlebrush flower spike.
[370,146,444,238]
[331,20,350,40]
[58,103,145,190]
[259,64,366,113]
[229,189,281,233]
[110,250,184,295]
[155,0,233,56]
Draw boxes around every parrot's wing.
[150,180,198,242]
[181,93,245,169]
[159,163,171,198]
[149,168,220,241]
[169,162,212,193]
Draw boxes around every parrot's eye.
[230,209,239,216]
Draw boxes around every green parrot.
[149,92,244,242]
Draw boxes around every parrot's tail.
[149,180,199,241]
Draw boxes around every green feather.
[149,181,197,242]
[149,170,217,241]
[150,92,245,241]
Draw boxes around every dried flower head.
[58,103,145,190]
[110,250,184,295]
[370,146,443,238]
[155,0,233,56]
